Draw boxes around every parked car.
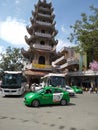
[30,83,44,92]
[24,86,70,107]
[66,85,75,96]
[71,86,83,94]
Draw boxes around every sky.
[0,0,98,53]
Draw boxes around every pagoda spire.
[22,0,58,84]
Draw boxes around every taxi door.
[40,89,53,105]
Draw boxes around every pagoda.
[21,0,58,84]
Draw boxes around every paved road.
[0,92,98,130]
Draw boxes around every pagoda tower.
[22,0,58,84]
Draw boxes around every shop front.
[66,70,98,92]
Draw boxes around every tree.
[0,46,24,71]
[68,5,98,60]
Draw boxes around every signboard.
[32,63,51,69]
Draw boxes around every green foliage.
[0,46,24,72]
[68,5,98,56]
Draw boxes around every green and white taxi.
[71,86,83,94]
[24,86,70,107]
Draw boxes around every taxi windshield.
[35,88,44,93]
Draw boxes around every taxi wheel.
[60,99,67,106]
[32,100,40,107]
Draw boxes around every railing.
[38,13,50,18]
[60,63,68,69]
[52,56,67,65]
[52,57,79,69]
[35,32,51,38]
[36,20,51,26]
[33,44,52,50]
[39,7,50,11]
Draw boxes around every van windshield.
[2,74,21,86]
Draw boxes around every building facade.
[52,47,79,72]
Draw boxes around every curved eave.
[30,16,35,24]
[51,14,55,20]
[52,30,58,38]
[24,35,33,45]
[52,21,56,26]
[51,7,54,12]
[21,48,31,58]
[32,11,37,18]
[55,30,58,36]
[25,35,58,46]
[26,26,33,35]
[51,39,58,45]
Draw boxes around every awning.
[24,70,48,76]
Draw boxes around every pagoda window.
[38,56,45,64]
[42,19,45,22]
[41,30,45,33]
[43,12,46,14]
[51,44,54,48]
[40,40,45,45]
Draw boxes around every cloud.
[0,17,28,48]
[56,39,76,52]
[61,25,71,36]
[61,25,66,34]
[15,0,20,4]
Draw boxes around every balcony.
[36,20,51,26]
[39,7,50,12]
[60,58,79,69]
[35,32,51,38]
[38,13,50,18]
[33,44,52,50]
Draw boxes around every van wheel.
[60,99,67,106]
[31,100,39,107]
